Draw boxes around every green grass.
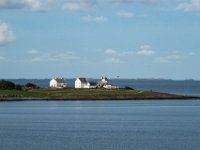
[0,89,192,100]
[0,88,188,100]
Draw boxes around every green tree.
[25,83,37,89]
[0,80,16,90]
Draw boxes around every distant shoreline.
[0,97,199,102]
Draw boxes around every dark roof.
[78,78,88,83]
[54,78,66,83]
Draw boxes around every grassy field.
[0,88,195,100]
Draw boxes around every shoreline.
[0,88,200,101]
[0,96,199,102]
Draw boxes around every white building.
[103,84,118,89]
[75,78,90,88]
[101,77,108,83]
[96,77,118,89]
[50,78,67,88]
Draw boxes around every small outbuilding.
[50,78,67,88]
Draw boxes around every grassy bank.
[0,88,198,101]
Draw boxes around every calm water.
[0,100,200,150]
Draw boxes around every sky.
[0,0,200,79]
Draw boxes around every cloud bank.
[0,0,97,12]
[0,0,53,11]
[62,0,97,12]
[176,0,200,12]
[1,0,199,13]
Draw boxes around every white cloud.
[104,45,156,65]
[25,0,50,12]
[0,0,174,12]
[81,15,108,22]
[112,0,135,3]
[176,0,200,12]
[31,51,80,62]
[116,11,135,18]
[104,48,134,63]
[0,0,97,12]
[105,49,121,64]
[0,0,55,12]
[0,0,24,9]
[154,54,183,63]
[189,52,196,56]
[112,0,157,4]
[105,57,120,63]
[105,48,134,57]
[136,45,155,56]
[0,56,7,61]
[136,49,155,56]
[27,49,39,54]
[62,0,96,12]
[94,16,108,22]
[0,22,15,46]
[105,49,117,55]
[140,45,151,50]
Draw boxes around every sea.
[0,79,200,150]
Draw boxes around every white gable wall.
[50,79,57,87]
[75,79,81,88]
[50,78,67,88]
[75,78,90,88]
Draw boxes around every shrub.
[0,80,16,90]
[124,86,135,90]
[25,83,39,89]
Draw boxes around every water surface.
[0,100,200,150]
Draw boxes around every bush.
[0,80,16,90]
[25,83,39,89]
[124,86,135,90]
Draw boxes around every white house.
[50,78,67,88]
[75,78,90,88]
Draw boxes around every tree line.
[0,80,39,90]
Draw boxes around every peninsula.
[0,88,198,101]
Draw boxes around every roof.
[54,78,66,83]
[102,77,108,81]
[77,78,88,83]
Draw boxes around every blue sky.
[0,0,200,79]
